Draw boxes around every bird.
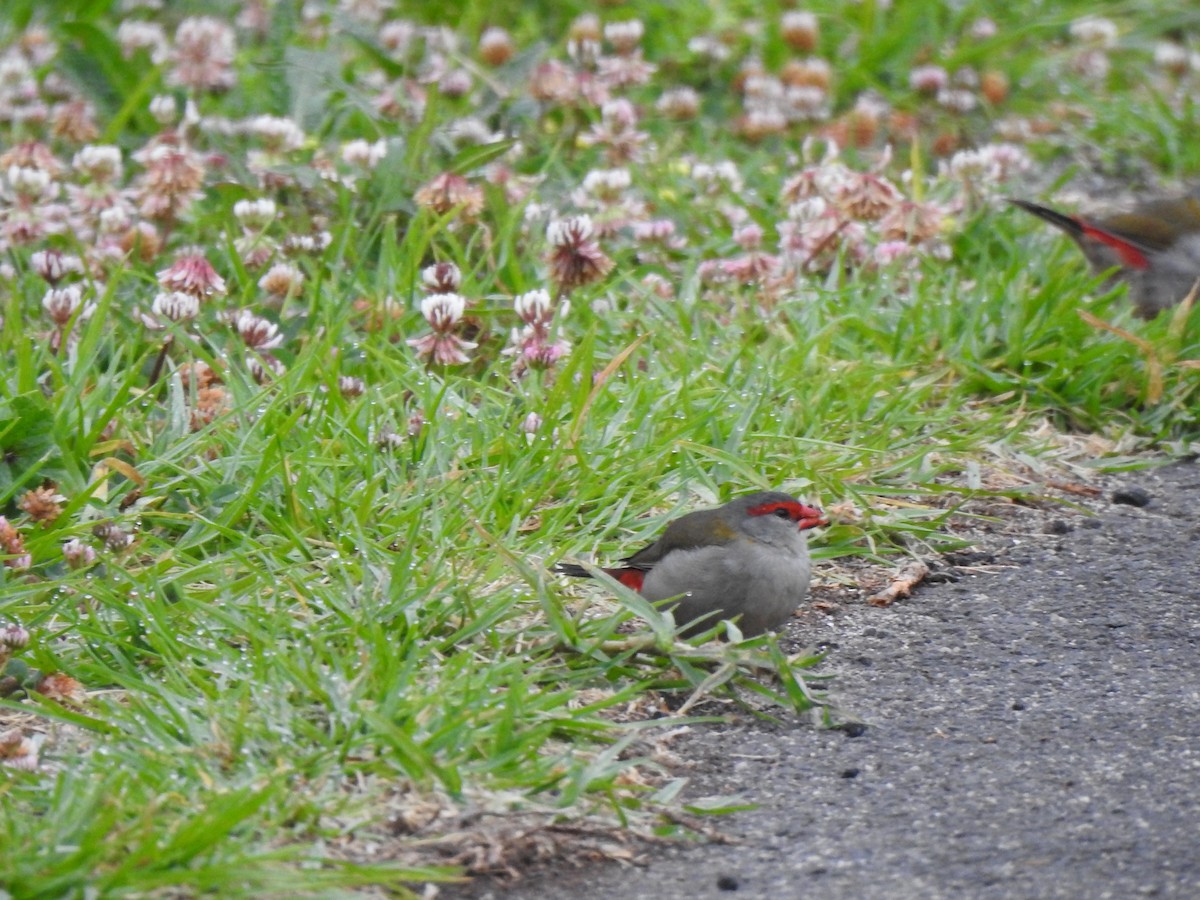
[555,491,827,638]
[1009,195,1200,319]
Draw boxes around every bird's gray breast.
[641,537,811,635]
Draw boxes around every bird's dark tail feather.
[554,562,594,579]
[1008,198,1085,238]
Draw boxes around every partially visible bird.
[556,491,827,638]
[1010,194,1200,318]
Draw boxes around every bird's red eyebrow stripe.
[748,500,829,529]
[1079,223,1151,269]
[749,500,804,518]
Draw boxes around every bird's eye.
[773,507,792,520]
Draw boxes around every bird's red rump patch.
[748,500,829,530]
[1079,223,1151,270]
[608,568,646,591]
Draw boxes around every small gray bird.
[556,491,827,637]
[1010,195,1200,318]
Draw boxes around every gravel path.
[460,460,1200,900]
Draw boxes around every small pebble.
[1046,519,1072,535]
[716,874,739,891]
[1112,487,1151,508]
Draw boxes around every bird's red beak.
[797,504,828,531]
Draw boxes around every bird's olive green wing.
[619,508,737,568]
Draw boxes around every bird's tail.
[1008,198,1085,239]
[1009,198,1152,269]
[554,562,647,591]
[554,562,594,579]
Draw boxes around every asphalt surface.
[462,460,1200,900]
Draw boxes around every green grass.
[2,0,1199,894]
